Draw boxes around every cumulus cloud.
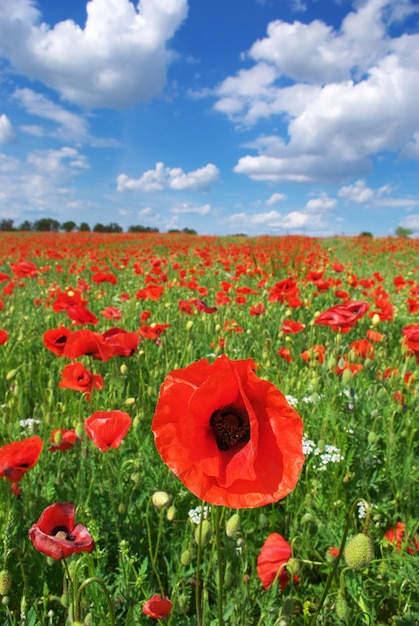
[117,161,220,192]
[214,0,419,185]
[0,114,17,143]
[338,178,418,209]
[170,202,211,215]
[266,192,287,206]
[0,0,188,108]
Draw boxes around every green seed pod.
[344,533,374,571]
[0,570,11,595]
[286,558,299,577]
[180,549,193,566]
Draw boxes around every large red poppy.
[0,436,43,483]
[43,326,72,357]
[62,329,114,361]
[101,328,140,357]
[152,355,304,508]
[58,362,103,399]
[257,533,292,590]
[142,594,172,619]
[315,300,370,333]
[28,502,95,560]
[84,410,132,451]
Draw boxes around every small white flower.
[188,505,211,525]
[286,394,299,407]
[19,418,41,431]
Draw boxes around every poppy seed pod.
[344,533,374,570]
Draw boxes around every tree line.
[0,218,197,235]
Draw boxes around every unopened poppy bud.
[327,356,337,369]
[120,364,128,375]
[367,431,377,445]
[226,513,240,538]
[6,369,19,381]
[258,513,269,528]
[372,313,380,326]
[344,533,374,570]
[167,504,176,521]
[194,520,212,547]
[124,397,136,406]
[2,596,9,606]
[53,431,63,445]
[186,320,194,331]
[0,570,11,595]
[152,491,171,509]
[74,423,84,439]
[180,549,192,566]
[118,503,127,515]
[60,593,69,608]
[342,369,353,385]
[336,590,349,621]
[286,557,299,576]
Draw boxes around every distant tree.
[359,231,373,237]
[34,218,60,232]
[106,222,123,233]
[128,224,159,233]
[79,222,91,232]
[168,229,180,233]
[61,220,77,232]
[93,223,106,232]
[19,220,33,231]
[0,218,14,231]
[395,226,413,238]
[182,227,197,235]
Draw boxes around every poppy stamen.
[51,525,75,541]
[210,404,250,451]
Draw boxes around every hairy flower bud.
[344,533,374,570]
[152,491,171,509]
[0,570,11,595]
[194,520,212,547]
[225,513,240,538]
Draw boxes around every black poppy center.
[51,525,75,541]
[209,403,250,451]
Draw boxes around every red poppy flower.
[315,301,370,333]
[136,285,164,301]
[101,328,140,357]
[52,288,87,312]
[43,326,72,357]
[281,320,305,334]
[84,410,132,451]
[402,324,419,362]
[138,324,170,341]
[62,329,114,361]
[350,339,374,359]
[58,362,103,399]
[66,304,99,325]
[152,355,304,508]
[300,344,325,364]
[0,329,8,345]
[193,299,217,314]
[100,306,122,320]
[0,436,43,483]
[91,271,117,285]
[384,522,419,554]
[49,429,80,452]
[277,347,293,363]
[257,533,292,590]
[142,594,172,619]
[366,329,383,343]
[10,261,38,278]
[249,303,265,316]
[28,502,95,560]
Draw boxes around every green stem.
[215,506,225,626]
[62,559,75,623]
[75,577,116,625]
[194,502,205,626]
[308,497,369,625]
[145,498,166,596]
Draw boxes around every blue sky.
[0,0,418,236]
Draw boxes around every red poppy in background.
[350,339,375,359]
[100,306,122,320]
[49,429,80,452]
[102,327,140,357]
[62,329,114,361]
[58,362,103,399]
[66,304,99,325]
[28,502,95,560]
[257,533,293,590]
[138,324,170,341]
[52,288,87,312]
[178,299,194,315]
[300,344,325,364]
[249,303,265,316]
[84,410,132,451]
[0,329,8,345]
[10,261,38,278]
[384,522,419,554]
[91,271,117,285]
[0,436,43,483]
[281,320,305,334]
[315,301,370,333]
[43,326,72,357]
[277,347,293,363]
[366,329,383,343]
[193,299,217,314]
[402,324,419,362]
[136,285,164,301]
[142,594,172,619]
[152,355,304,508]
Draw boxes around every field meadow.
[0,231,418,626]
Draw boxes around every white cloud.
[0,0,188,109]
[266,192,287,206]
[215,0,419,185]
[0,114,17,143]
[27,147,89,173]
[170,202,211,215]
[305,193,337,213]
[338,178,418,209]
[117,161,220,192]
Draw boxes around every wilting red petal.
[152,355,304,508]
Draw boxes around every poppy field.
[0,231,418,625]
